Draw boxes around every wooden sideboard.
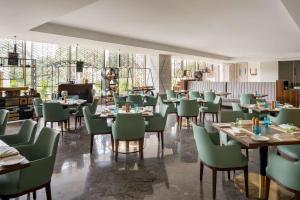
[276,80,299,107]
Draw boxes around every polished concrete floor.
[6,110,295,200]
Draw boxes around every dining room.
[2,0,300,200]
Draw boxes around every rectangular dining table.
[0,140,30,175]
[212,123,300,198]
[240,104,281,113]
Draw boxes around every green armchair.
[271,108,300,161]
[0,119,37,146]
[192,123,248,199]
[74,98,99,129]
[33,98,43,122]
[83,106,113,154]
[145,104,169,149]
[189,91,201,100]
[166,90,176,100]
[144,94,158,111]
[112,113,145,161]
[204,91,216,102]
[0,127,60,200]
[232,103,255,120]
[177,99,199,129]
[266,152,300,199]
[114,95,127,108]
[43,102,70,135]
[199,96,221,123]
[240,93,256,105]
[127,94,144,107]
[158,94,177,114]
[0,109,9,136]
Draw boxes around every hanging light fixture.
[8,36,19,66]
[76,44,83,72]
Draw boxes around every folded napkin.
[272,134,298,141]
[279,124,299,131]
[227,127,247,136]
[0,146,19,158]
[216,123,232,128]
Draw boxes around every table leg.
[258,146,268,199]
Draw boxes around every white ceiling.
[2,0,300,61]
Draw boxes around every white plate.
[0,155,25,166]
[251,135,269,142]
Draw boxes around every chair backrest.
[189,91,201,100]
[112,113,145,140]
[89,98,98,114]
[204,91,216,102]
[271,108,300,127]
[220,111,245,123]
[240,93,256,105]
[178,99,199,116]
[192,124,217,166]
[166,90,176,100]
[128,95,143,106]
[18,119,38,145]
[19,127,60,191]
[82,106,109,134]
[42,102,64,122]
[0,109,9,135]
[232,103,242,111]
[33,98,43,117]
[213,96,221,104]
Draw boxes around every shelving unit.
[101,67,119,104]
[126,67,155,94]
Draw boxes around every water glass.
[264,102,269,108]
[114,107,119,114]
[255,126,261,135]
[276,101,281,108]
[264,116,270,128]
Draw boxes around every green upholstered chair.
[271,108,300,161]
[204,91,216,102]
[158,95,177,114]
[166,90,176,100]
[144,94,158,111]
[127,94,144,107]
[199,96,221,123]
[83,106,113,154]
[0,119,37,146]
[269,108,300,127]
[265,152,300,199]
[42,102,70,135]
[112,113,145,161]
[177,99,199,129]
[0,127,60,200]
[33,98,43,122]
[232,103,255,120]
[192,124,248,199]
[189,91,201,100]
[114,95,127,108]
[240,93,256,105]
[0,109,9,136]
[145,104,169,149]
[74,98,99,129]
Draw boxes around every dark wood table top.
[212,123,300,148]
[0,140,30,175]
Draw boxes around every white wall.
[260,61,278,82]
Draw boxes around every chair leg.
[160,131,164,149]
[139,138,144,160]
[115,140,119,161]
[203,113,205,123]
[212,113,215,122]
[44,121,47,127]
[157,132,160,143]
[60,122,64,136]
[75,117,77,130]
[246,148,249,160]
[67,119,70,130]
[110,134,114,152]
[212,169,217,200]
[79,117,82,126]
[244,167,249,198]
[180,117,182,129]
[199,112,202,123]
[90,134,94,154]
[51,122,53,128]
[216,113,219,123]
[45,182,52,200]
[265,176,270,200]
[33,190,37,200]
[200,161,204,181]
[227,170,231,180]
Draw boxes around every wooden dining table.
[98,106,154,119]
[0,140,30,175]
[213,122,300,199]
[240,104,281,113]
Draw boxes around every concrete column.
[159,54,172,93]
